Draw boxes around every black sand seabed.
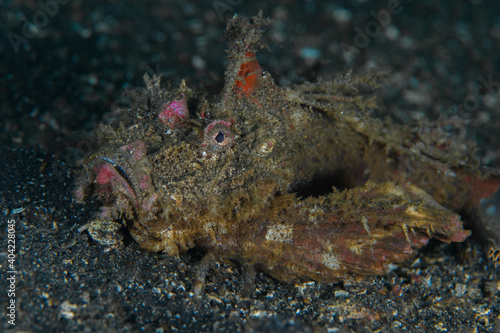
[1,0,499,332]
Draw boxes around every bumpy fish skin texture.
[75,14,500,292]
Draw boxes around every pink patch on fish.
[95,163,118,185]
[140,174,150,191]
[158,95,189,128]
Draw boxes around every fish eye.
[203,120,235,150]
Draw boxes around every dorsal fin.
[223,13,272,98]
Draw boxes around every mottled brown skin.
[75,15,499,292]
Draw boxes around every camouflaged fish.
[74,14,500,294]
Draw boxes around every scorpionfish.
[74,14,500,294]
